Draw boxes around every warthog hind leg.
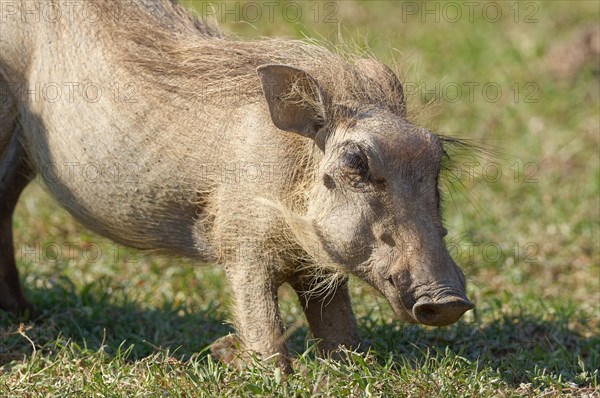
[0,131,34,315]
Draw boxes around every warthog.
[0,0,473,370]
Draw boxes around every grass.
[1,1,599,397]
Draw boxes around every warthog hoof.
[210,334,292,373]
[0,287,35,319]
[210,334,242,365]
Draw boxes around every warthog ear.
[257,64,329,148]
[354,59,406,117]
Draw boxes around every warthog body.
[0,0,473,369]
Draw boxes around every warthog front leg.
[211,263,292,372]
[291,275,361,358]
[0,131,34,315]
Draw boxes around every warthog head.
[258,60,473,326]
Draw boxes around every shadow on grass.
[0,275,232,369]
[360,311,599,387]
[1,276,598,389]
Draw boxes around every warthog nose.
[412,297,474,326]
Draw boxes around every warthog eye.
[342,147,369,173]
[337,142,382,188]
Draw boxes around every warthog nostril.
[412,297,474,326]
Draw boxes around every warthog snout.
[392,270,474,326]
[412,296,474,326]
